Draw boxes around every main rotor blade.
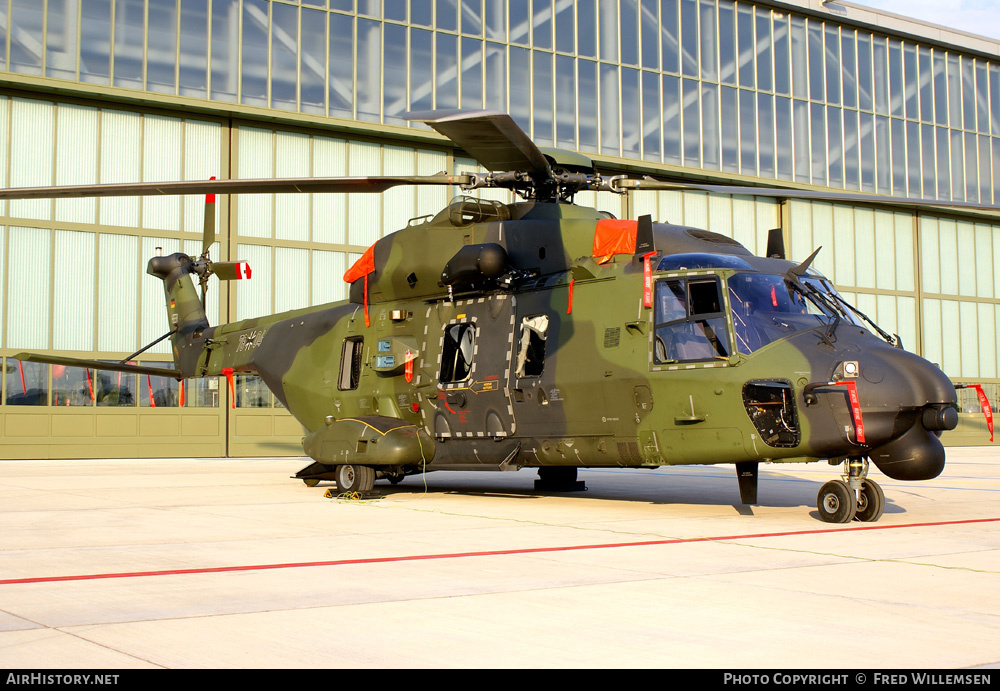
[408,110,552,181]
[616,178,1000,215]
[0,174,472,200]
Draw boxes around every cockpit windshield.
[727,273,867,355]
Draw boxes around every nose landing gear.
[817,458,884,523]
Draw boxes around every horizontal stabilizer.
[14,353,182,379]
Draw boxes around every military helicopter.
[4,110,995,523]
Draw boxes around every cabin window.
[654,277,731,363]
[516,315,548,378]
[339,337,364,390]
[440,323,476,383]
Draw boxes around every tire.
[854,479,885,522]
[817,479,857,523]
[302,478,320,487]
[335,464,375,492]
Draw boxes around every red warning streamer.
[960,385,994,443]
[835,381,866,444]
[642,251,656,308]
[222,368,235,410]
[567,278,574,314]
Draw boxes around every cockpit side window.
[654,277,731,363]
[440,323,476,383]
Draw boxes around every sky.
[844,0,1000,42]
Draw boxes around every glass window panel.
[622,68,641,156]
[888,40,903,117]
[139,363,179,407]
[859,111,875,192]
[890,117,905,194]
[52,366,95,407]
[533,0,553,51]
[641,69,660,161]
[965,131,978,200]
[938,220,958,295]
[828,106,843,187]
[793,99,809,183]
[356,18,382,121]
[329,13,354,117]
[790,16,807,99]
[10,0,44,75]
[660,0,678,74]
[947,54,962,127]
[533,50,554,146]
[484,0,505,39]
[412,0,433,27]
[579,60,598,153]
[385,0,407,22]
[97,233,138,353]
[737,4,753,88]
[460,37,483,110]
[509,47,531,134]
[240,0,269,107]
[717,1,735,85]
[810,102,826,185]
[210,0,239,102]
[824,25,839,105]
[857,32,872,111]
[640,0,658,69]
[681,0,698,78]
[620,0,638,65]
[183,378,218,408]
[299,9,326,114]
[755,8,772,92]
[950,129,964,199]
[721,86,738,173]
[234,373,270,408]
[509,0,529,45]
[698,0,716,81]
[841,30,856,109]
[903,44,917,120]
[600,63,620,155]
[740,89,756,175]
[921,123,935,198]
[600,0,619,63]
[6,360,48,406]
[979,134,991,203]
[53,230,96,352]
[147,0,178,94]
[844,108,859,189]
[906,121,920,197]
[682,78,700,165]
[875,115,890,193]
[461,0,481,36]
[178,0,209,99]
[270,2,298,111]
[96,367,137,406]
[79,0,112,85]
[957,222,976,297]
[936,126,950,199]
[484,41,506,112]
[918,47,932,123]
[773,12,789,95]
[54,104,98,225]
[758,93,774,177]
[556,0,575,53]
[994,138,1000,204]
[577,0,596,57]
[662,74,680,164]
[808,21,823,102]
[990,64,1000,135]
[437,0,458,32]
[976,62,989,133]
[962,57,975,131]
[701,83,718,170]
[11,99,53,222]
[46,0,80,81]
[775,96,792,179]
[358,0,381,18]
[933,51,948,125]
[113,0,144,88]
[409,28,433,112]
[557,55,577,149]
[872,36,888,115]
[436,32,458,110]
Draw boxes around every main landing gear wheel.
[817,479,857,523]
[335,464,375,493]
[854,479,885,522]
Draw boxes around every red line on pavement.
[3,517,998,586]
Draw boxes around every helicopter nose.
[863,347,957,481]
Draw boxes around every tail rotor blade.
[212,261,251,281]
[202,177,217,259]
